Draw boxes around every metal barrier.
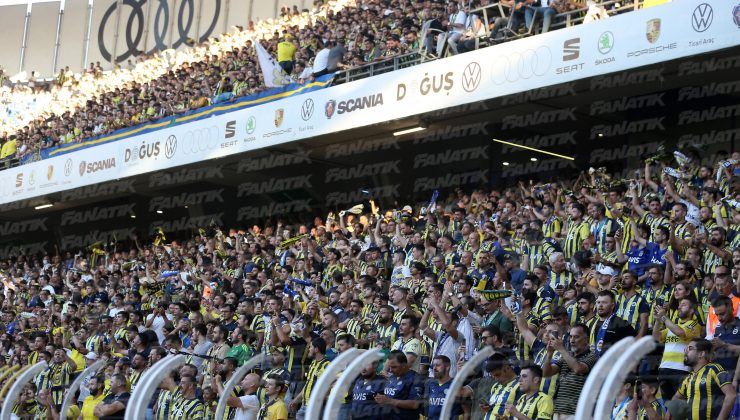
[125,354,186,420]
[575,337,636,419]
[214,354,266,420]
[60,360,106,420]
[333,53,422,84]
[440,346,495,420]
[0,361,48,420]
[323,349,382,420]
[594,336,657,420]
[305,348,360,420]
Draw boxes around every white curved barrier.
[575,337,635,419]
[214,354,265,420]
[60,359,105,420]
[594,336,656,420]
[323,349,382,420]
[125,354,186,420]
[440,346,495,420]
[306,348,360,420]
[0,361,48,420]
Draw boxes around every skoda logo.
[246,116,256,134]
[164,135,177,159]
[597,31,614,54]
[691,3,713,32]
[301,98,314,121]
[462,62,482,92]
[64,158,73,177]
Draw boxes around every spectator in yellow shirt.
[0,135,17,159]
[277,35,297,75]
[80,374,106,420]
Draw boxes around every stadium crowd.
[0,142,739,420]
[0,0,622,166]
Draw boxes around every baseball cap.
[596,264,618,277]
[85,352,98,360]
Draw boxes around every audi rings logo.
[97,0,221,62]
[181,126,220,155]
[301,99,315,121]
[164,135,177,159]
[491,47,552,85]
[462,62,482,92]
[64,159,73,177]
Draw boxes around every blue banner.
[24,74,335,164]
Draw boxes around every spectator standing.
[710,296,740,376]
[591,290,636,357]
[543,324,598,420]
[289,337,329,420]
[277,35,297,75]
[258,374,289,420]
[653,298,700,400]
[311,40,333,79]
[706,268,740,338]
[674,338,736,420]
[80,374,105,420]
[506,365,554,420]
[327,38,347,72]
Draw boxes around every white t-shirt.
[448,11,468,34]
[430,329,464,378]
[234,394,260,420]
[313,48,331,73]
[145,313,173,344]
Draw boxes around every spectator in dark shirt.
[712,296,740,375]
[94,373,129,420]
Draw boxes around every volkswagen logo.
[462,62,482,92]
[691,3,713,32]
[165,135,178,159]
[64,158,73,177]
[301,98,315,121]
[491,46,552,85]
[182,126,220,155]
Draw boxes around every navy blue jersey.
[351,376,386,419]
[425,378,461,420]
[383,370,424,420]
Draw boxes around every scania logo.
[691,3,713,32]
[165,135,177,159]
[325,100,336,119]
[64,159,73,176]
[301,98,314,121]
[462,62,481,92]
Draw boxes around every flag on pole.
[254,41,291,87]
